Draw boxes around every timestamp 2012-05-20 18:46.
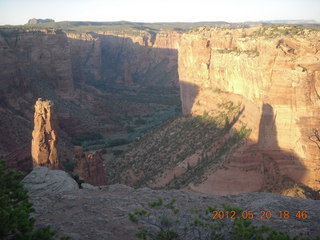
[211,210,308,220]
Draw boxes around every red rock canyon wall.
[178,26,320,193]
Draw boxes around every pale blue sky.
[0,0,319,25]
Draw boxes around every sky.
[0,0,319,25]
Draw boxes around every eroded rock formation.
[2,24,319,197]
[178,26,320,194]
[31,98,60,169]
[0,27,180,156]
[74,146,107,186]
[0,28,75,155]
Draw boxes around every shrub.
[108,138,129,147]
[81,139,106,147]
[101,148,107,154]
[70,173,84,188]
[113,150,124,156]
[62,161,75,172]
[72,132,103,146]
[129,198,317,240]
[174,106,182,113]
[134,118,147,125]
[126,126,135,133]
[0,160,68,239]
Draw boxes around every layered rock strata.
[31,98,60,169]
[67,30,180,89]
[74,146,107,186]
[0,28,180,156]
[0,28,74,155]
[178,26,320,193]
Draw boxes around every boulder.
[22,167,78,196]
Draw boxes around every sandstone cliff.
[109,26,320,197]
[178,26,320,194]
[0,28,75,156]
[74,146,107,186]
[66,30,180,89]
[0,28,74,97]
[31,98,60,169]
[0,27,180,157]
[4,24,319,197]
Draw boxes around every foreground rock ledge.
[23,168,320,239]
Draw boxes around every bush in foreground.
[0,160,69,239]
[129,198,320,240]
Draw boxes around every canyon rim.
[1,18,320,239]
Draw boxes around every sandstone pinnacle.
[31,98,60,169]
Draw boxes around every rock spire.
[31,98,60,169]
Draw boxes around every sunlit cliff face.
[32,98,60,169]
[178,26,320,194]
[1,25,319,196]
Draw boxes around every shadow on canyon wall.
[1,30,180,175]
[61,33,181,139]
[181,81,317,198]
[255,103,309,196]
[69,33,179,91]
[179,81,200,115]
[1,30,318,197]
[258,103,279,150]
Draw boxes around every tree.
[308,128,320,149]
[0,159,66,239]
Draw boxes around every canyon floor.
[1,21,320,239]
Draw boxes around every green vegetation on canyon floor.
[107,100,251,190]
